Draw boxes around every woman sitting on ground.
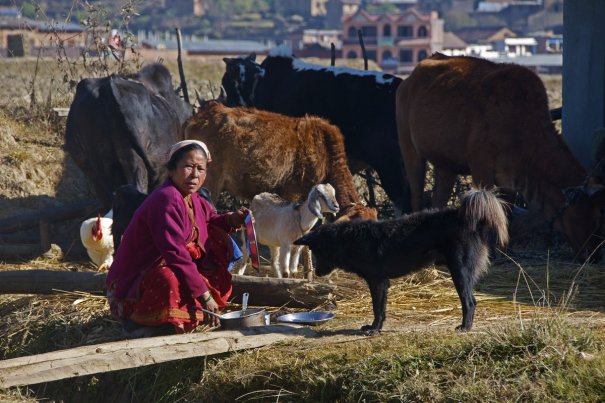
[106,140,249,336]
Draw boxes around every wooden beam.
[0,270,336,308]
[0,270,107,295]
[232,274,335,308]
[0,325,317,388]
[0,244,42,259]
[0,200,98,233]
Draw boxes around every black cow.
[65,63,193,211]
[221,50,411,213]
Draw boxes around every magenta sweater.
[106,180,233,301]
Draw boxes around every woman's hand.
[230,207,251,228]
[201,293,220,326]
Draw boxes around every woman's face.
[169,149,207,196]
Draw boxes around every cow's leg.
[467,150,496,189]
[432,168,458,208]
[402,150,426,212]
[373,150,412,214]
[398,125,426,212]
[270,246,282,278]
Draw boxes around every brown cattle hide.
[184,101,376,221]
[396,53,605,260]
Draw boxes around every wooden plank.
[0,200,98,233]
[0,325,317,388]
[0,270,336,308]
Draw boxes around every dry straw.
[2,245,605,360]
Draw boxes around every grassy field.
[0,55,603,402]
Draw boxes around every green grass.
[2,315,604,402]
[181,316,605,402]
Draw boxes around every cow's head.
[560,184,605,262]
[221,53,264,107]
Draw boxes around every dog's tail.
[459,187,509,250]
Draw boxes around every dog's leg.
[361,277,390,336]
[449,263,476,331]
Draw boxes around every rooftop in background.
[0,11,84,32]
[453,26,517,44]
[340,0,417,4]
[0,8,19,17]
[443,31,467,49]
[476,0,543,12]
[141,38,272,55]
[489,53,561,67]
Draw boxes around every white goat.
[238,183,340,278]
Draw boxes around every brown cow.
[183,100,377,222]
[396,53,605,260]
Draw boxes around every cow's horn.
[218,86,227,103]
[195,88,204,106]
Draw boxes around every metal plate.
[276,311,335,325]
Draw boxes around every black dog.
[294,188,508,335]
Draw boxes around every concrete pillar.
[562,0,605,168]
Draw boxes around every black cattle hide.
[221,51,411,213]
[65,64,193,210]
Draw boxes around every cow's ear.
[248,52,256,61]
[223,57,234,65]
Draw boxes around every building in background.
[289,28,342,57]
[471,0,562,34]
[341,7,443,73]
[0,8,86,57]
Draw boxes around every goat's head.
[221,53,264,107]
[308,183,340,218]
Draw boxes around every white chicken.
[80,211,114,272]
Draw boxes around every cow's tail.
[459,188,509,280]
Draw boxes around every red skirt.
[113,264,232,333]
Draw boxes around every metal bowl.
[219,308,266,330]
[276,311,335,326]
